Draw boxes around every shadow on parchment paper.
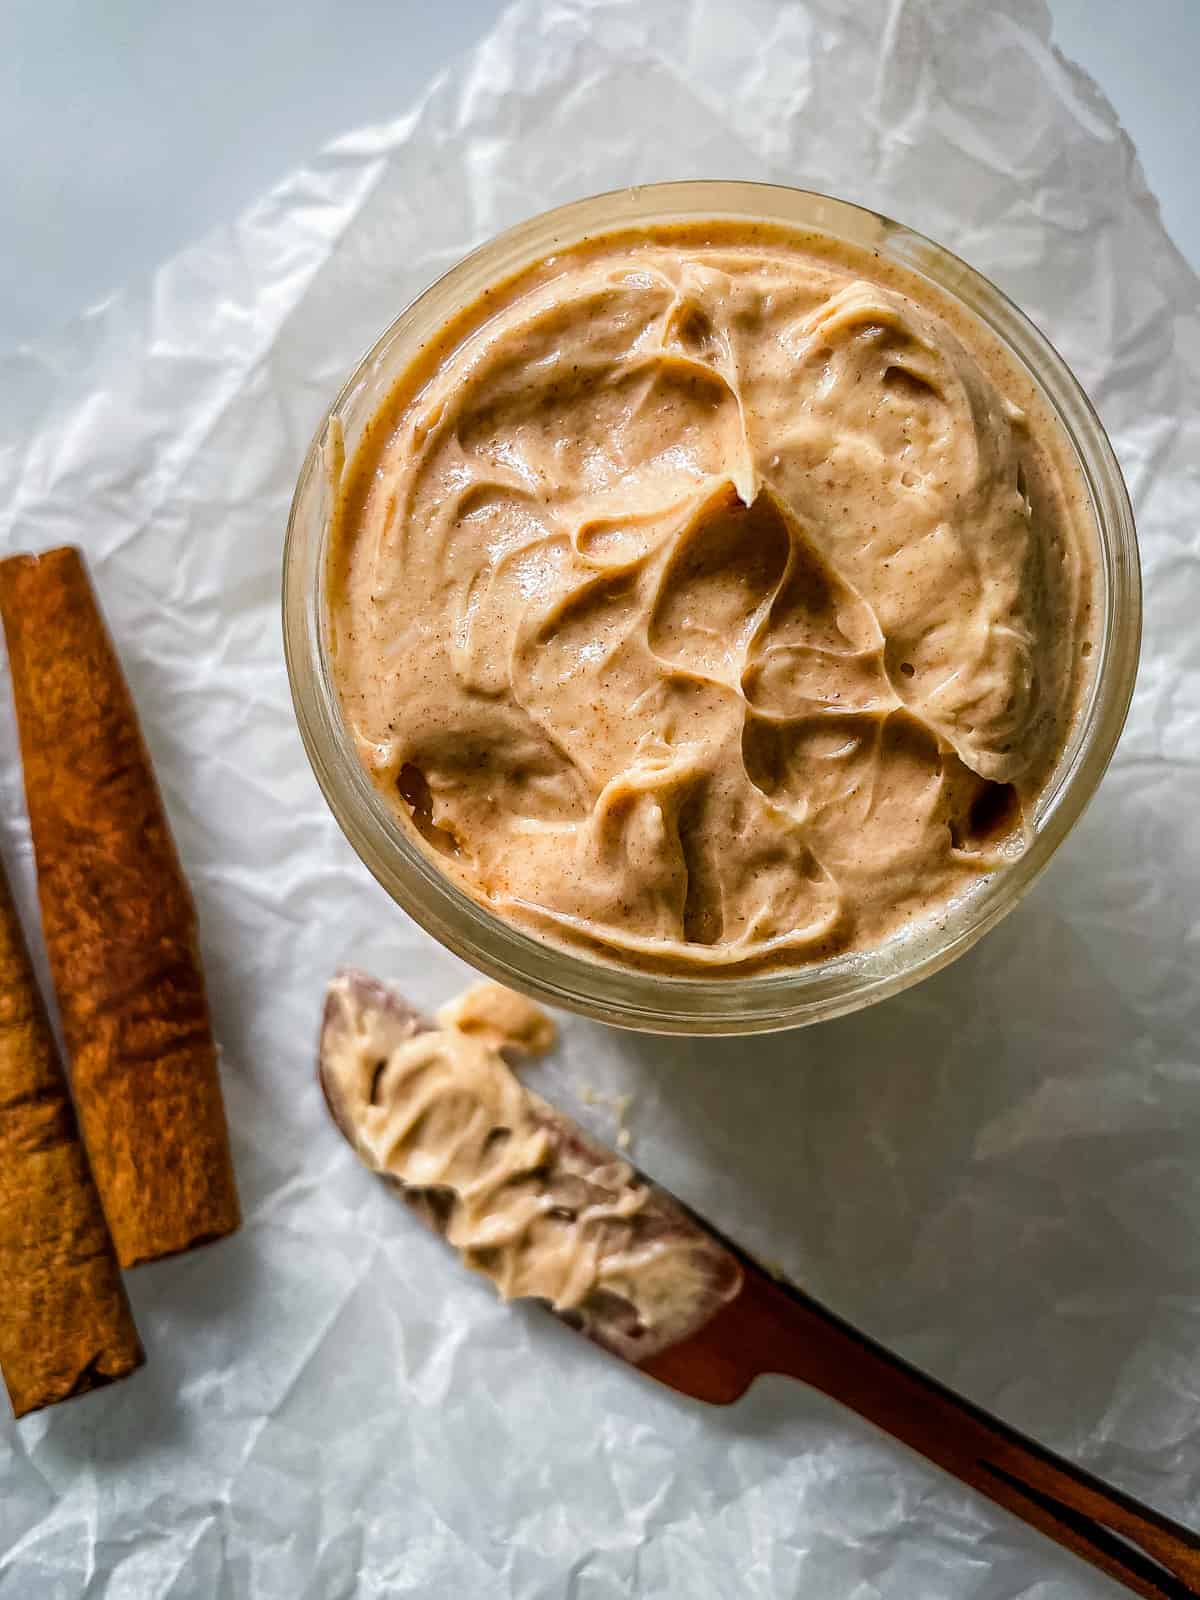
[28,1228,262,1473]
[21,1350,187,1472]
[606,776,1200,1462]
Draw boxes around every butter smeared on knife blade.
[319,971,741,1361]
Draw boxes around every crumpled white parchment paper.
[2,1,1199,1595]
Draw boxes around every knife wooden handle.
[641,1262,1200,1599]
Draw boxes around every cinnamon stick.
[0,857,144,1416]
[0,547,240,1268]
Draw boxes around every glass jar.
[283,181,1140,1035]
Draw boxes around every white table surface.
[1,0,1196,354]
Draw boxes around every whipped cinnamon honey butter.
[327,221,1095,973]
[320,972,741,1359]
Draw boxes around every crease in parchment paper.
[2,1,1199,1595]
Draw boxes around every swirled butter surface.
[328,223,1094,972]
[319,971,742,1360]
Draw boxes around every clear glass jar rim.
[283,181,1141,1035]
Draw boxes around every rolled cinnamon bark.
[0,547,240,1268]
[0,858,144,1416]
